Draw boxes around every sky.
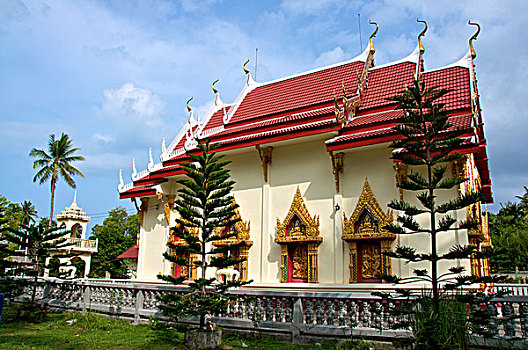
[1,0,527,233]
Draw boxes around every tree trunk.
[48,180,56,227]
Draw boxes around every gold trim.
[368,20,378,54]
[393,162,408,202]
[212,198,253,282]
[417,18,428,55]
[342,179,395,241]
[275,187,322,243]
[256,145,273,182]
[243,58,251,85]
[275,187,322,283]
[343,179,395,283]
[330,152,345,193]
[212,78,220,106]
[468,21,481,59]
[157,193,175,225]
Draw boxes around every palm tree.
[29,133,85,226]
[19,201,38,226]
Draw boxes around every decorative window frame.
[212,199,253,282]
[168,222,198,280]
[342,179,395,283]
[275,187,322,283]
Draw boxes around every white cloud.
[314,46,347,67]
[92,133,114,144]
[101,83,165,127]
[280,0,346,15]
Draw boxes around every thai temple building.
[118,22,492,288]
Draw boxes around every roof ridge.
[254,45,371,89]
[423,48,472,74]
[370,44,420,71]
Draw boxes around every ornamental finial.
[148,147,154,169]
[186,96,193,116]
[212,78,220,106]
[243,58,251,85]
[368,20,378,54]
[468,20,481,59]
[186,96,197,127]
[417,18,428,54]
[131,158,137,180]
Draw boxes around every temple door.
[358,241,382,283]
[287,244,308,282]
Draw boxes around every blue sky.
[1,0,527,231]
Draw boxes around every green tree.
[89,207,138,278]
[376,79,498,348]
[0,223,73,303]
[30,133,85,226]
[157,139,250,333]
[0,196,23,230]
[489,199,528,273]
[19,201,38,227]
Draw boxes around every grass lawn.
[0,306,371,349]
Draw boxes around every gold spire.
[212,78,220,106]
[243,58,251,85]
[417,18,428,55]
[186,96,193,114]
[468,20,481,59]
[368,20,378,54]
[186,96,194,124]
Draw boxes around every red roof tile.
[422,67,471,110]
[117,246,139,259]
[360,62,416,110]
[229,61,365,125]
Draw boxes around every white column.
[333,193,344,283]
[84,255,91,278]
[260,182,271,283]
[136,224,146,279]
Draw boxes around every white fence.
[15,280,528,344]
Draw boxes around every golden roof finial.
[186,96,194,120]
[417,18,428,54]
[368,20,378,54]
[468,20,481,59]
[212,78,220,106]
[243,58,251,85]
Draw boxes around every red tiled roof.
[214,106,334,139]
[220,117,336,145]
[229,61,365,125]
[360,62,416,110]
[345,110,403,129]
[202,108,228,132]
[117,246,139,259]
[422,67,471,110]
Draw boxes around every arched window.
[71,223,82,239]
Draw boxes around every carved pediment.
[276,187,322,244]
[343,179,395,241]
[213,198,252,246]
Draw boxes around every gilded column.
[239,245,250,282]
[307,243,319,283]
[349,242,358,283]
[380,240,392,281]
[280,245,288,282]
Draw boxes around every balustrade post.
[83,286,91,312]
[134,290,144,325]
[291,298,303,344]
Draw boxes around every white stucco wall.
[135,138,472,286]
